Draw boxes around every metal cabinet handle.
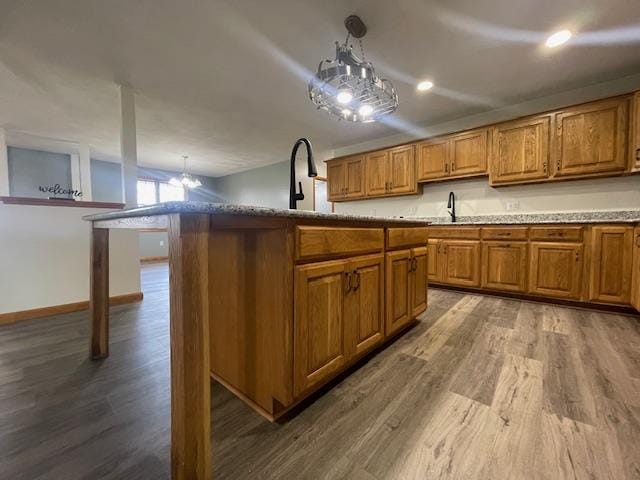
[557,160,561,171]
[451,162,455,172]
[636,234,640,247]
[575,251,580,262]
[353,270,361,291]
[444,163,449,173]
[344,272,352,294]
[543,161,547,173]
[497,232,511,236]
[636,148,640,161]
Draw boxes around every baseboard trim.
[140,256,168,263]
[0,292,144,325]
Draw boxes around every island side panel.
[90,226,109,359]
[208,217,295,418]
[168,213,212,480]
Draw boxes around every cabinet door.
[410,247,428,317]
[449,129,489,178]
[294,260,348,395]
[632,227,640,311]
[553,97,628,177]
[631,92,640,172]
[385,250,412,336]
[589,226,633,304]
[365,150,389,196]
[427,239,440,282]
[327,160,346,201]
[388,145,416,194]
[417,138,450,181]
[348,254,384,357]
[529,242,583,300]
[344,155,365,199]
[481,241,528,292]
[442,240,481,287]
[490,116,550,185]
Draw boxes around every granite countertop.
[83,201,431,225]
[422,210,640,225]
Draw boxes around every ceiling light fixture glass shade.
[308,15,398,123]
[169,156,202,189]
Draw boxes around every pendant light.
[308,15,398,123]
[169,155,202,189]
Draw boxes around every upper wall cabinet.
[365,145,417,197]
[489,115,551,185]
[416,128,489,182]
[552,96,629,178]
[327,155,365,202]
[631,91,640,172]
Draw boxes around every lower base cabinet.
[589,226,634,304]
[294,254,385,396]
[481,241,528,292]
[529,242,583,300]
[442,240,481,287]
[385,247,428,336]
[633,227,640,311]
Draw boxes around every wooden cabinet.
[294,260,349,395]
[632,227,640,311]
[441,240,481,287]
[553,97,629,177]
[631,92,640,171]
[347,254,384,357]
[327,155,365,201]
[385,248,427,336]
[589,226,633,304]
[417,129,489,182]
[366,146,416,197]
[427,239,440,282]
[481,241,528,292]
[529,242,583,300]
[449,129,489,178]
[417,137,450,181]
[490,116,550,185]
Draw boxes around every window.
[137,179,186,206]
[159,182,185,202]
[137,180,158,206]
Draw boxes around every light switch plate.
[160,240,165,246]
[506,201,520,211]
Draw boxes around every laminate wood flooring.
[1,263,639,479]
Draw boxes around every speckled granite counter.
[421,210,640,225]
[83,201,431,225]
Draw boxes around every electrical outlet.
[506,201,520,211]
[160,240,165,247]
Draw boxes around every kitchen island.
[84,202,430,480]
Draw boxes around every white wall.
[0,204,141,314]
[331,73,640,218]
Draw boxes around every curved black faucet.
[289,138,318,209]
[447,191,456,223]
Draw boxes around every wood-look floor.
[1,263,639,480]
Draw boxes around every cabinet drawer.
[482,227,529,240]
[429,227,481,239]
[296,226,384,260]
[387,227,429,249]
[529,226,583,242]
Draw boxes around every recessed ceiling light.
[545,30,572,48]
[336,90,353,104]
[417,80,434,91]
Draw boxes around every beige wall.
[0,204,140,314]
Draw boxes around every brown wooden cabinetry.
[631,92,640,172]
[366,145,417,197]
[427,239,440,282]
[553,97,629,178]
[632,227,640,311]
[327,155,365,201]
[385,247,427,336]
[589,226,633,304]
[411,246,428,317]
[490,115,550,185]
[529,242,583,300]
[417,137,449,181]
[481,241,528,292]
[441,240,481,287]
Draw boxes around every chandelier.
[308,15,398,123]
[169,155,202,189]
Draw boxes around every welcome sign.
[38,184,83,199]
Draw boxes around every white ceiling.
[1,0,639,176]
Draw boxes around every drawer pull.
[548,232,565,237]
[497,232,512,236]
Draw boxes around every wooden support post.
[168,213,211,480]
[90,226,110,359]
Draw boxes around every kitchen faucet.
[447,191,456,223]
[289,138,318,209]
